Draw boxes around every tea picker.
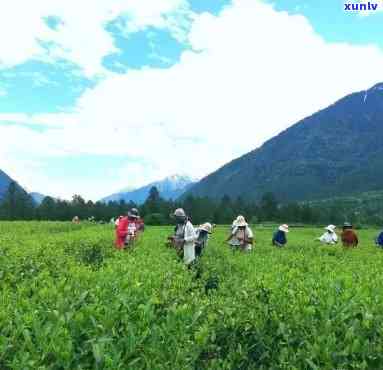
[316,225,338,245]
[195,222,213,258]
[341,222,358,248]
[124,208,141,248]
[376,229,383,248]
[227,216,254,252]
[272,224,289,247]
[167,208,197,265]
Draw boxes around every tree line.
[0,181,382,226]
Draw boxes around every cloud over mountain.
[1,0,383,200]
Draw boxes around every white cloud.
[1,0,383,200]
[0,0,188,76]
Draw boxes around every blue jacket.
[273,230,287,246]
[376,231,383,247]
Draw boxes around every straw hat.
[279,224,289,233]
[325,224,336,232]
[173,208,186,217]
[232,216,240,226]
[199,223,212,234]
[236,216,248,227]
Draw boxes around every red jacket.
[117,216,129,235]
[341,229,358,247]
[115,216,129,249]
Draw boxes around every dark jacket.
[272,230,287,246]
[376,231,383,247]
[195,230,209,257]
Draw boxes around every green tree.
[71,194,87,219]
[143,186,163,214]
[0,181,35,220]
[144,213,167,225]
[38,196,56,220]
[259,192,278,221]
[213,195,235,224]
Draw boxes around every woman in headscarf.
[227,216,254,252]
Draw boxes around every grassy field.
[1,222,383,369]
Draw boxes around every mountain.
[0,170,13,200]
[0,169,26,201]
[30,192,47,205]
[101,175,197,204]
[186,83,383,202]
[0,170,45,205]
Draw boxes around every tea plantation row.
[0,222,382,369]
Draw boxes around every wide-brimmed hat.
[128,208,139,218]
[279,224,289,233]
[236,216,248,227]
[199,223,212,234]
[233,215,244,223]
[325,224,336,232]
[173,208,186,218]
[343,222,352,229]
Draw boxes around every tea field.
[1,222,383,369]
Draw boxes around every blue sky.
[1,0,383,200]
[269,0,383,47]
[0,60,95,114]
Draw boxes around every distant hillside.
[307,190,383,224]
[309,190,383,207]
[186,83,383,202]
[0,170,13,200]
[0,169,27,201]
[101,175,196,204]
[30,192,47,205]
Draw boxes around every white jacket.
[183,220,197,265]
[319,231,338,244]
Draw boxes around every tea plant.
[0,222,382,369]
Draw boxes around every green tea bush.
[0,223,383,369]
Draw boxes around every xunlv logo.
[344,2,379,11]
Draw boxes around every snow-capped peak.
[371,82,383,91]
[100,174,198,204]
[166,174,193,183]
